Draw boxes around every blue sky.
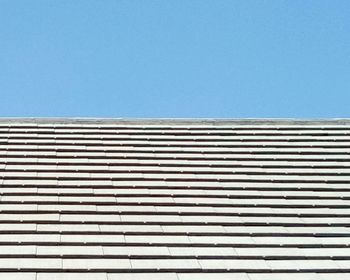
[0,1,349,118]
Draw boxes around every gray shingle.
[37,246,104,255]
[103,246,170,256]
[62,259,131,269]
[130,259,200,269]
[37,273,108,280]
[0,273,36,280]
[0,258,62,269]
[178,274,249,280]
[248,274,320,280]
[107,273,178,280]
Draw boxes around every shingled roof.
[0,118,350,280]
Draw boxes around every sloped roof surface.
[0,118,350,280]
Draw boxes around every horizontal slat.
[3,126,350,134]
[0,223,349,235]
[1,200,350,209]
[5,166,350,178]
[5,140,350,148]
[0,272,348,280]
[2,188,350,198]
[0,258,349,272]
[5,134,350,141]
[5,157,350,169]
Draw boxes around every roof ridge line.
[0,117,350,125]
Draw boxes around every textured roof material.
[0,118,349,279]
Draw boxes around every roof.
[0,118,349,280]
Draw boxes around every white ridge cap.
[0,117,349,125]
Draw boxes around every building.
[0,118,349,280]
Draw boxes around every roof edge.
[0,118,350,125]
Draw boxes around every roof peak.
[0,117,349,125]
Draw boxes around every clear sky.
[0,1,349,118]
